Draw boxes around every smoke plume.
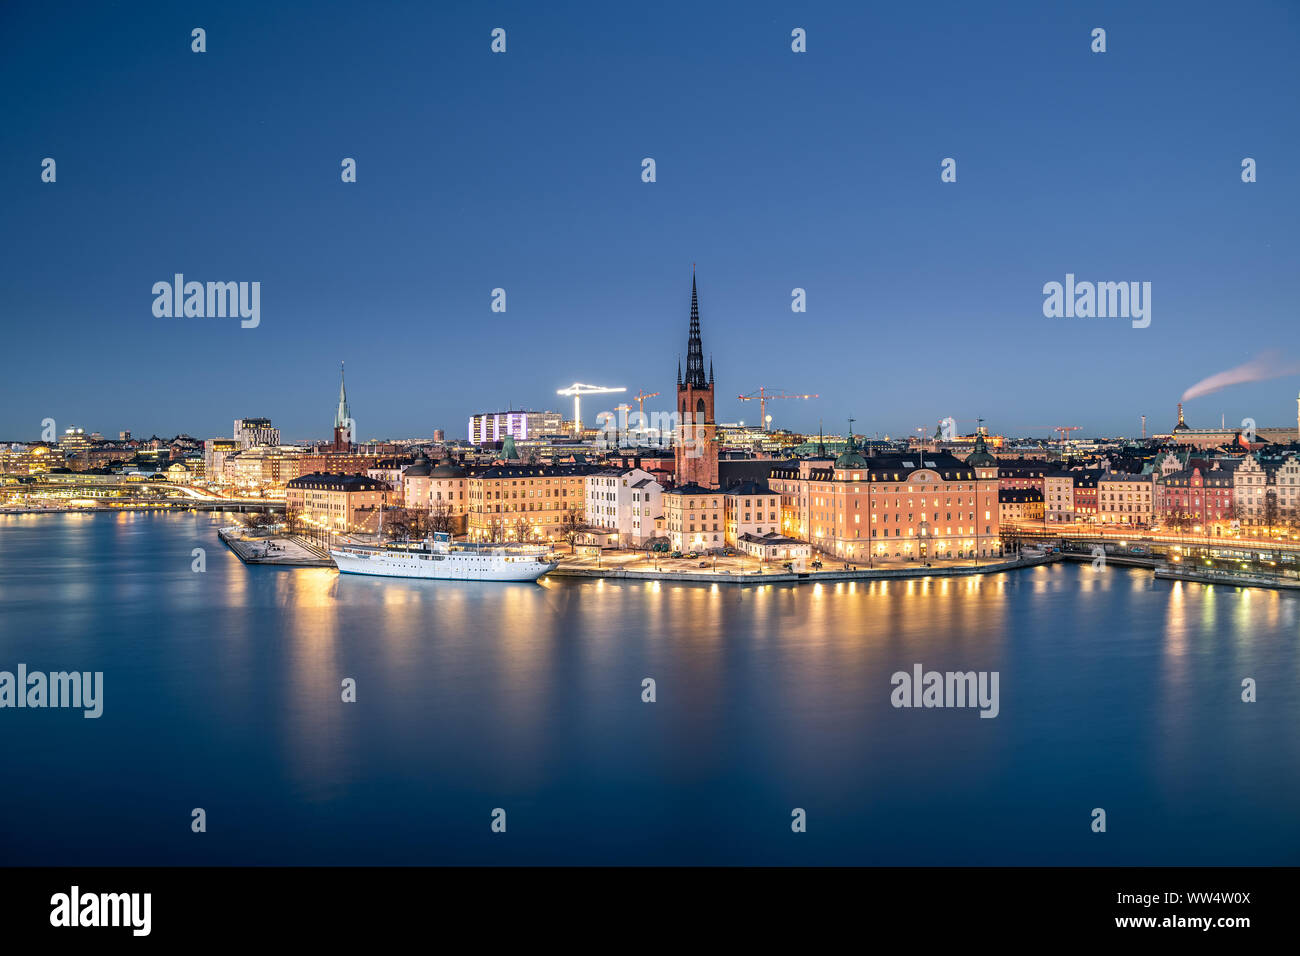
[1181,350,1300,401]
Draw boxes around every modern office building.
[234,417,280,449]
[467,410,565,445]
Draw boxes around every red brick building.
[1156,467,1234,527]
[673,273,719,489]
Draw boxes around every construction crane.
[633,390,660,417]
[1054,425,1082,447]
[611,402,634,442]
[557,383,626,436]
[736,386,818,431]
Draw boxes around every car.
[698,561,709,568]
[670,551,683,558]
[686,551,699,559]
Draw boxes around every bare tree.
[513,515,533,543]
[1264,490,1279,531]
[561,508,586,552]
[487,516,505,543]
[383,507,412,541]
[430,499,455,534]
[245,510,277,532]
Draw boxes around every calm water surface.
[1,512,1297,865]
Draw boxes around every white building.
[1235,453,1300,526]
[583,467,663,547]
[737,531,810,563]
[468,410,564,445]
[1044,472,1075,523]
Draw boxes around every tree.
[430,500,455,534]
[383,507,412,541]
[486,516,505,543]
[1264,490,1279,532]
[561,508,587,552]
[513,515,533,543]
[245,510,277,532]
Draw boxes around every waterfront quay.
[217,525,334,567]
[551,551,1053,584]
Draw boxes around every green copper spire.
[333,361,350,429]
[834,416,866,469]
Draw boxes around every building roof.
[403,456,432,477]
[664,481,719,497]
[833,423,868,469]
[288,472,386,492]
[475,464,597,479]
[769,451,980,483]
[965,433,998,467]
[738,531,805,546]
[724,479,770,497]
[1158,467,1234,487]
[999,488,1044,503]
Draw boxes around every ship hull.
[330,547,556,582]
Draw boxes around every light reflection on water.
[0,512,1297,865]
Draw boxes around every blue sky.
[2,0,1297,442]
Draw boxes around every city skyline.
[3,0,1298,439]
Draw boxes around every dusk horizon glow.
[3,0,1298,441]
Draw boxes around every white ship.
[330,532,557,582]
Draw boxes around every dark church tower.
[674,272,719,488]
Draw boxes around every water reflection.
[3,513,1299,865]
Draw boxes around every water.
[1,511,1297,865]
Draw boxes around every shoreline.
[547,553,1055,583]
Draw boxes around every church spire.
[684,272,707,388]
[333,361,350,429]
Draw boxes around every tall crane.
[1054,425,1082,447]
[633,390,660,417]
[557,383,626,436]
[736,386,818,431]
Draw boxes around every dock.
[217,527,335,567]
[548,552,1056,584]
[1153,565,1300,591]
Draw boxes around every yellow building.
[723,481,781,546]
[998,488,1045,523]
[286,472,389,532]
[1097,474,1154,526]
[768,432,1003,562]
[662,483,724,552]
[466,464,594,542]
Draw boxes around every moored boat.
[330,532,557,582]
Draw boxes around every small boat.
[330,532,557,582]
